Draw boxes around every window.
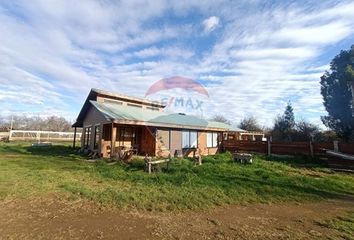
[127,103,142,108]
[146,106,159,111]
[117,127,136,147]
[212,132,218,147]
[93,125,100,149]
[207,133,212,147]
[102,124,111,141]
[207,132,219,148]
[182,131,189,148]
[182,130,198,148]
[190,131,197,148]
[103,99,123,105]
[84,127,91,148]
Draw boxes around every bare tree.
[210,114,231,125]
[238,116,262,132]
[292,120,320,141]
[1,115,73,132]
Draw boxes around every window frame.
[182,130,198,149]
[84,126,92,149]
[93,125,100,150]
[207,132,219,148]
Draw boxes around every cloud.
[0,0,353,127]
[202,16,220,33]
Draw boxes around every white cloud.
[0,0,353,127]
[202,16,220,33]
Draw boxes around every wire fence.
[9,130,81,142]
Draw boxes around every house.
[72,88,231,158]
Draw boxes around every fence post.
[9,129,12,141]
[148,162,152,174]
[267,136,272,156]
[309,140,314,158]
[333,140,339,152]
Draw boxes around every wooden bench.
[233,152,253,164]
[144,155,171,174]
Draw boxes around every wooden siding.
[170,130,182,157]
[156,129,170,157]
[198,132,219,156]
[155,129,221,157]
[97,95,164,111]
[82,106,110,150]
[140,126,156,156]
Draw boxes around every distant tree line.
[211,102,339,143]
[0,115,73,132]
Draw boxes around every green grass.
[0,142,353,211]
[317,213,354,240]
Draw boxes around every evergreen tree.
[272,102,295,141]
[320,45,354,141]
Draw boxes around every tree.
[211,114,231,125]
[346,65,354,109]
[292,120,320,141]
[238,116,262,132]
[0,115,73,132]
[320,45,354,142]
[43,116,72,132]
[271,102,295,141]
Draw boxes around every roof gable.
[72,88,166,127]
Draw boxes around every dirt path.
[1,195,353,240]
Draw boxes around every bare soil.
[1,195,353,240]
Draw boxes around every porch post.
[73,127,77,148]
[111,122,117,158]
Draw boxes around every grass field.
[0,142,353,211]
[317,212,354,240]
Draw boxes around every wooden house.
[72,89,231,158]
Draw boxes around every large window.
[117,127,136,147]
[182,130,198,148]
[93,125,100,149]
[84,127,91,148]
[207,132,218,148]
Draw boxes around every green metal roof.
[90,100,231,130]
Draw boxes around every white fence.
[9,130,82,142]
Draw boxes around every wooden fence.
[222,140,354,157]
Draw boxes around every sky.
[1,0,354,128]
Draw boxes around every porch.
[100,123,156,158]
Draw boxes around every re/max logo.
[153,97,204,111]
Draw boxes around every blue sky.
[0,0,354,127]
